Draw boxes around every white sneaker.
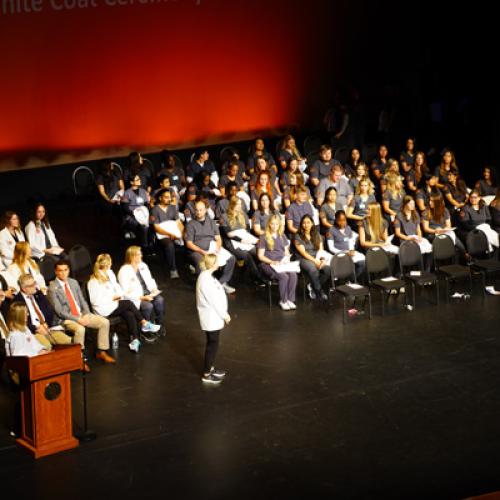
[128,338,141,352]
[287,301,296,310]
[485,286,500,296]
[279,301,290,310]
[222,283,236,294]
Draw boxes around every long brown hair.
[255,171,272,197]
[439,149,458,179]
[401,195,419,223]
[427,194,445,224]
[297,215,321,250]
[226,196,246,229]
[366,202,385,242]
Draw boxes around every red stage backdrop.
[0,0,335,170]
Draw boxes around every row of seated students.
[93,137,500,307]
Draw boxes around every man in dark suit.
[47,259,115,364]
[14,273,73,349]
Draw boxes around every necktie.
[64,282,80,316]
[0,314,8,338]
[40,223,52,249]
[29,295,45,324]
[136,270,150,295]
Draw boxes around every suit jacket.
[14,290,60,333]
[47,277,90,322]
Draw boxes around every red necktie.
[29,295,45,324]
[64,283,80,316]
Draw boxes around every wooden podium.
[6,344,82,458]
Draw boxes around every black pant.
[158,238,177,271]
[109,300,143,339]
[203,330,220,374]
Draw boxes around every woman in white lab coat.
[196,254,230,384]
[0,211,25,268]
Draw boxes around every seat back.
[72,165,96,198]
[220,146,238,163]
[399,240,423,274]
[68,244,93,283]
[361,143,378,164]
[432,234,455,269]
[331,253,356,285]
[38,257,56,283]
[365,247,391,282]
[111,162,123,176]
[333,146,350,164]
[466,229,490,259]
[303,136,322,157]
[142,157,155,177]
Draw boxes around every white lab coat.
[117,263,158,309]
[0,228,25,267]
[5,262,46,293]
[196,270,228,331]
[25,221,60,260]
[87,270,124,317]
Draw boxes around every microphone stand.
[75,355,96,442]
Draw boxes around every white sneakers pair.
[279,301,296,311]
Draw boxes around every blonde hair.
[7,302,28,333]
[384,172,405,198]
[265,214,284,250]
[366,202,385,242]
[91,254,112,283]
[12,241,38,273]
[124,246,142,265]
[226,196,246,229]
[355,175,374,195]
[199,253,218,271]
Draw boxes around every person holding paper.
[118,246,165,324]
[220,197,263,285]
[24,204,66,262]
[185,200,236,294]
[150,189,183,279]
[286,186,314,235]
[358,202,399,255]
[294,215,331,301]
[121,174,151,250]
[257,215,298,311]
[196,253,230,384]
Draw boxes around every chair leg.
[481,272,486,300]
[268,285,272,309]
[445,278,449,303]
[368,294,372,319]
[412,282,416,309]
[380,289,385,316]
[435,280,439,306]
[342,296,347,324]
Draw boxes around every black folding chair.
[333,146,350,165]
[38,256,57,283]
[399,240,439,308]
[432,234,472,301]
[69,244,93,284]
[72,165,96,199]
[366,247,406,316]
[466,229,500,299]
[330,253,371,323]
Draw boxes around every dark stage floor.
[0,202,499,500]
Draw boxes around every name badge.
[173,176,178,181]
[136,197,144,204]
[359,203,365,209]
[344,237,349,242]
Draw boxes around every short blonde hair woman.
[6,241,46,294]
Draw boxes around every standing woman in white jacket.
[117,246,165,324]
[25,204,65,261]
[196,254,231,384]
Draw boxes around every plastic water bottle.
[111,333,119,350]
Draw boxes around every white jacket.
[117,263,158,309]
[196,270,228,331]
[25,221,60,260]
[87,270,123,317]
[5,262,46,293]
[0,228,25,267]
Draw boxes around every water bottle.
[111,332,119,350]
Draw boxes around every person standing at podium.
[48,260,115,365]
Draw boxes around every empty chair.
[303,136,322,157]
[333,146,350,165]
[72,166,96,198]
[330,253,371,323]
[220,146,238,163]
[466,229,500,299]
[38,257,56,283]
[68,244,93,283]
[432,234,472,301]
[399,240,439,308]
[366,247,406,316]
[361,143,378,164]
